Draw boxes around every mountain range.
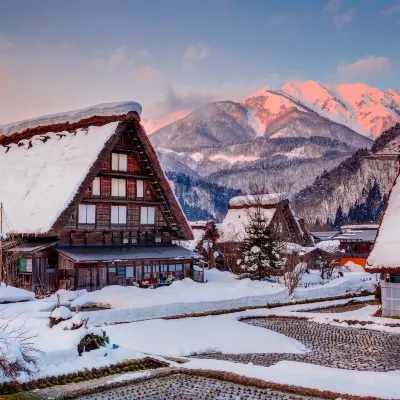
[145,81,400,223]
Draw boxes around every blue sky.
[0,0,399,122]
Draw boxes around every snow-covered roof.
[0,123,118,234]
[180,228,207,251]
[0,101,193,239]
[228,193,287,207]
[335,230,377,243]
[217,207,277,242]
[0,101,142,138]
[367,171,400,271]
[340,224,379,230]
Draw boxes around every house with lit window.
[0,102,199,293]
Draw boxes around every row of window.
[114,264,184,279]
[78,204,156,225]
[90,177,145,198]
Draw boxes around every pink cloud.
[333,8,356,27]
[183,43,209,62]
[138,65,159,82]
[336,56,390,79]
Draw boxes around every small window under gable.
[111,178,126,197]
[78,204,96,224]
[137,180,144,198]
[92,177,101,196]
[140,206,155,225]
[111,205,127,224]
[111,153,128,172]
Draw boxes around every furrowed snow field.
[0,269,387,399]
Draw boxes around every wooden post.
[0,202,3,282]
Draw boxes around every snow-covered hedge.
[0,284,34,303]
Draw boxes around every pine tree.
[236,208,284,280]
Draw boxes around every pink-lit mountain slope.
[141,109,191,134]
[241,81,400,138]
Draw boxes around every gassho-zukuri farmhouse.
[0,101,200,293]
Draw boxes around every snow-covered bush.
[49,306,72,328]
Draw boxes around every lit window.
[78,204,96,224]
[140,206,155,225]
[137,180,144,198]
[111,178,126,197]
[92,177,101,196]
[111,153,128,171]
[155,234,162,243]
[111,205,127,224]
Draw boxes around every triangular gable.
[0,104,193,240]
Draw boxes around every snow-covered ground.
[106,313,307,357]
[68,270,376,325]
[178,359,400,399]
[0,270,389,399]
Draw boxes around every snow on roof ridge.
[229,193,288,207]
[0,101,142,138]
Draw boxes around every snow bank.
[50,306,72,320]
[293,273,376,300]
[69,271,375,325]
[315,240,340,252]
[0,101,142,137]
[180,359,400,399]
[72,275,288,325]
[107,313,306,357]
[0,284,35,303]
[343,261,365,272]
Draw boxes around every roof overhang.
[54,244,201,263]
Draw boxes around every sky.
[0,0,399,123]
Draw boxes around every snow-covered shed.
[0,102,198,293]
[216,194,313,271]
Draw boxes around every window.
[92,177,101,196]
[111,153,127,171]
[140,206,155,225]
[117,267,126,279]
[111,178,126,197]
[176,264,183,272]
[144,265,152,279]
[155,234,162,243]
[137,180,144,198]
[109,267,116,273]
[169,264,176,272]
[162,264,168,272]
[111,205,127,224]
[18,258,32,273]
[126,266,134,278]
[78,204,96,224]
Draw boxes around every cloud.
[109,45,128,67]
[137,65,159,82]
[379,4,400,16]
[267,14,292,26]
[0,34,14,50]
[324,0,356,27]
[183,43,209,62]
[336,56,390,79]
[324,0,342,13]
[333,8,356,27]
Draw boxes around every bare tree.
[281,253,307,295]
[0,310,42,380]
[1,233,26,287]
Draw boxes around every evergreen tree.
[237,209,284,280]
[333,206,346,229]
